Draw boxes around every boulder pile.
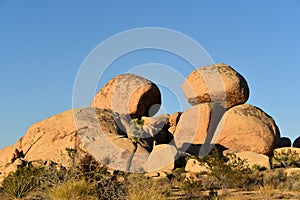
[0,63,285,182]
[175,63,280,155]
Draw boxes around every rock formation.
[0,64,283,183]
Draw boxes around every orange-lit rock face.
[91,74,161,118]
[182,63,249,109]
[174,104,280,155]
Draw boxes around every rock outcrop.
[181,63,249,109]
[0,108,152,177]
[90,74,161,118]
[0,64,284,184]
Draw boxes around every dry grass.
[48,179,97,200]
[127,174,172,200]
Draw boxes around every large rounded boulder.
[181,63,249,109]
[217,104,280,155]
[174,104,280,155]
[90,74,161,118]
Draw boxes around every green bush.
[2,166,40,199]
[78,154,128,200]
[196,148,254,190]
[272,149,300,168]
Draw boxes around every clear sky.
[0,1,299,149]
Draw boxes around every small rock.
[13,158,27,167]
[285,168,300,177]
[185,159,211,174]
[168,126,176,134]
[29,160,44,168]
[184,172,201,183]
[143,144,177,172]
[226,151,271,170]
[169,112,182,127]
[144,172,160,177]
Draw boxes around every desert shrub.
[196,148,254,190]
[78,154,127,200]
[277,171,300,191]
[272,149,300,168]
[94,172,127,200]
[251,164,267,171]
[37,165,76,189]
[179,176,205,198]
[127,174,171,200]
[2,166,40,199]
[262,169,286,189]
[258,185,276,199]
[48,179,97,200]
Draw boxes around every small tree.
[126,118,144,171]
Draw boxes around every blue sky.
[0,1,300,149]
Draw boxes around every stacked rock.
[174,63,280,155]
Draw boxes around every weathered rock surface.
[217,104,280,155]
[143,144,177,172]
[168,126,176,134]
[173,104,211,147]
[293,136,300,148]
[182,63,249,108]
[0,146,15,170]
[174,103,223,153]
[0,108,152,178]
[20,109,78,166]
[185,158,211,174]
[275,137,292,148]
[76,108,149,172]
[174,104,280,155]
[90,74,161,118]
